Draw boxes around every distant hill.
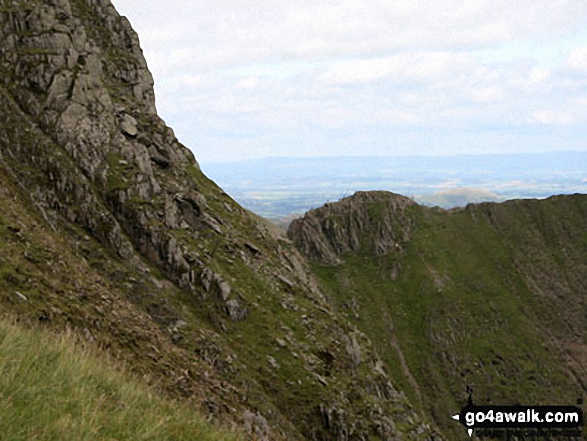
[267,213,303,230]
[415,188,503,208]
[203,153,587,218]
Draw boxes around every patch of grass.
[12,47,61,56]
[0,318,239,441]
[105,153,132,191]
[367,202,385,223]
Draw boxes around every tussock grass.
[0,319,239,441]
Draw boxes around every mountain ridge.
[288,190,587,438]
[202,151,587,218]
[0,1,442,439]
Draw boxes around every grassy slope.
[0,142,433,439]
[0,80,433,439]
[310,196,587,439]
[0,318,238,441]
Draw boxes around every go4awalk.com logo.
[452,399,583,438]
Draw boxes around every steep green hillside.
[0,1,440,439]
[289,191,587,438]
[0,318,237,441]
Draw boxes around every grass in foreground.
[0,319,239,441]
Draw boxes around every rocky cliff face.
[0,1,442,439]
[289,191,587,439]
[289,191,416,265]
[1,0,199,283]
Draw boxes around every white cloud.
[235,77,260,90]
[574,97,587,105]
[164,74,210,88]
[469,86,505,103]
[566,47,587,71]
[528,110,574,125]
[110,0,587,162]
[321,52,474,85]
[114,0,587,69]
[528,68,551,84]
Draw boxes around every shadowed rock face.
[0,1,443,440]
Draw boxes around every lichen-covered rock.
[120,113,138,137]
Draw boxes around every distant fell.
[203,152,587,218]
[415,188,503,208]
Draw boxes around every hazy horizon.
[200,149,587,165]
[202,151,587,218]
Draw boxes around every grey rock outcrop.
[288,191,416,264]
[0,0,213,294]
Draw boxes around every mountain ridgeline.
[288,191,587,438]
[0,1,439,440]
[0,1,585,440]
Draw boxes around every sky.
[111,0,587,164]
